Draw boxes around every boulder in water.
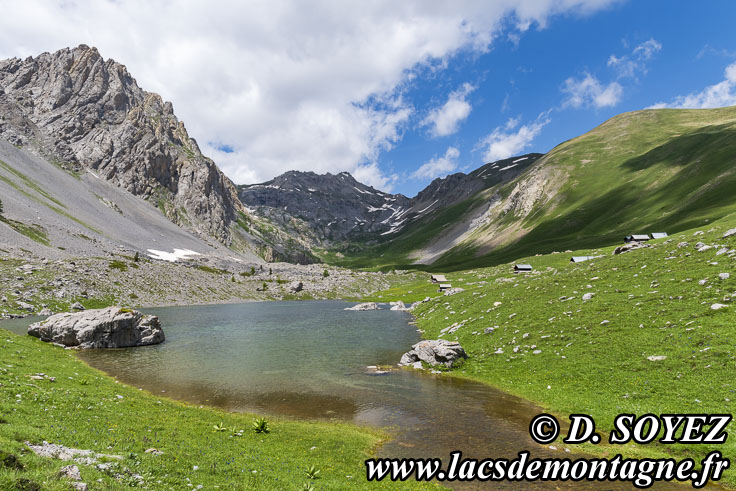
[344,302,379,311]
[28,307,165,349]
[399,339,467,368]
[389,300,409,311]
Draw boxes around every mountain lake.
[2,301,686,489]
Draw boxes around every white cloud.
[607,38,661,79]
[412,146,460,179]
[560,38,660,112]
[633,38,662,60]
[561,73,623,109]
[422,83,476,137]
[479,116,549,162]
[353,162,400,191]
[697,44,736,60]
[649,62,736,109]
[0,0,616,190]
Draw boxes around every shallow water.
[2,301,689,489]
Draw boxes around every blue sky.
[1,1,736,197]
[384,0,736,196]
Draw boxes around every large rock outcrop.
[0,45,240,244]
[28,307,164,348]
[399,339,467,368]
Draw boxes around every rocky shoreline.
[0,248,420,319]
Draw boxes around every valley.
[0,43,735,490]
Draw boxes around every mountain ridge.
[237,153,541,248]
[360,106,736,270]
[0,44,322,264]
[2,46,736,272]
[0,45,242,244]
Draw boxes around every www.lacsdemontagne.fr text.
[365,450,729,488]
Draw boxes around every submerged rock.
[365,366,391,375]
[28,307,165,348]
[399,339,467,368]
[344,302,379,311]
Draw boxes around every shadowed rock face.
[0,45,240,244]
[239,171,412,245]
[28,307,165,348]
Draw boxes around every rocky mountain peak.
[238,154,540,247]
[0,45,240,244]
[411,153,542,211]
[238,169,412,245]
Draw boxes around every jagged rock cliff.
[0,45,240,244]
[239,171,412,245]
[0,44,551,267]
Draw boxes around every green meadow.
[327,107,736,272]
[0,331,436,490]
[370,212,736,486]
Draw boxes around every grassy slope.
[330,106,736,272]
[0,331,435,490]
[438,106,736,269]
[369,212,736,485]
[321,196,484,271]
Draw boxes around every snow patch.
[381,218,407,235]
[416,199,439,214]
[368,203,392,212]
[147,248,201,262]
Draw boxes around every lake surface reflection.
[2,301,682,489]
